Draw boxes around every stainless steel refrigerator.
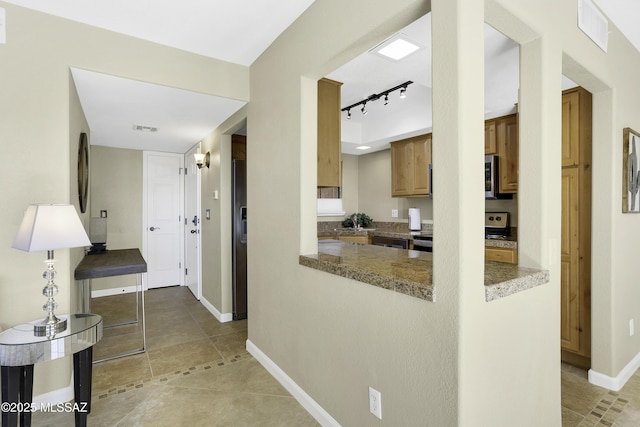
[232,160,247,320]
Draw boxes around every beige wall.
[0,1,248,396]
[247,0,640,423]
[89,146,143,291]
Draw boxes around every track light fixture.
[341,81,412,118]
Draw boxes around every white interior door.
[144,151,184,289]
[184,145,201,299]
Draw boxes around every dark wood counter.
[75,249,147,280]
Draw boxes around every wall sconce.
[194,152,210,169]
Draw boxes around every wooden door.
[560,167,580,352]
[562,91,580,167]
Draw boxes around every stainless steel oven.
[412,235,432,252]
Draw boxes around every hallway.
[32,286,317,426]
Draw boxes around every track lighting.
[340,81,412,118]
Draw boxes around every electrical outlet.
[631,319,635,337]
[369,387,382,419]
[391,209,398,218]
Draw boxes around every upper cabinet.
[562,88,591,168]
[317,78,343,188]
[485,120,497,155]
[496,114,519,193]
[391,134,432,197]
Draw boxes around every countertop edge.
[484,269,551,302]
[300,244,549,303]
[299,254,435,302]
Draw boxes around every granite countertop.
[299,241,548,302]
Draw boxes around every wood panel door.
[561,167,580,352]
[562,91,580,167]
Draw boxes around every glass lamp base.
[34,317,67,337]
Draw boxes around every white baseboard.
[246,340,340,427]
[92,285,138,298]
[32,375,73,407]
[589,351,640,391]
[200,296,233,323]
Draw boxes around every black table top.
[74,248,147,280]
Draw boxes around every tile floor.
[27,285,640,426]
[561,362,640,426]
[31,286,318,426]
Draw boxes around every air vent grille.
[578,0,608,52]
[132,124,158,132]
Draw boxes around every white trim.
[589,351,640,391]
[200,295,233,323]
[91,285,138,298]
[32,375,73,407]
[246,340,340,427]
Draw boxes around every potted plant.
[342,213,373,228]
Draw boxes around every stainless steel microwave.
[430,156,510,199]
[485,155,512,199]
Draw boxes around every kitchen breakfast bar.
[299,241,549,302]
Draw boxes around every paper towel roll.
[408,208,421,231]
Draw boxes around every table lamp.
[12,204,91,336]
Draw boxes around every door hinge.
[179,262,182,269]
[185,268,188,276]
[185,217,187,225]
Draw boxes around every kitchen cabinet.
[391,134,432,197]
[496,114,518,193]
[560,87,592,369]
[317,78,343,188]
[485,246,518,264]
[485,120,497,155]
[337,235,369,244]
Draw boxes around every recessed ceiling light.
[370,33,423,62]
[356,145,371,150]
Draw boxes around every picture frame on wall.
[623,127,640,213]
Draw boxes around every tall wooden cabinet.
[390,134,432,197]
[560,87,592,369]
[317,78,343,188]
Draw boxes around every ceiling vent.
[132,124,158,132]
[578,0,608,52]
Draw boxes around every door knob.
[149,226,160,231]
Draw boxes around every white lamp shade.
[12,204,91,252]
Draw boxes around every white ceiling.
[3,0,639,155]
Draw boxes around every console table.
[0,313,102,427]
[74,249,147,362]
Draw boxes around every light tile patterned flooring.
[562,362,640,426]
[27,285,640,426]
[31,286,318,426]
